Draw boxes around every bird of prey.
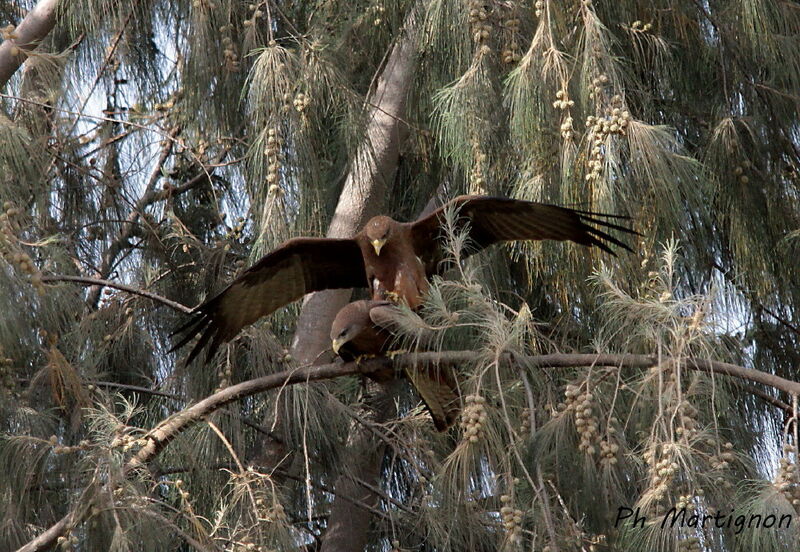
[171,195,635,363]
[330,300,395,363]
[330,300,460,431]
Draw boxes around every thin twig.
[62,3,140,139]
[87,125,181,307]
[0,93,173,139]
[153,462,391,521]
[41,274,192,313]
[84,380,183,399]
[274,470,391,520]
[352,473,413,514]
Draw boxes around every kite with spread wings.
[171,195,636,363]
[330,300,461,431]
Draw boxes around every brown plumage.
[171,195,636,363]
[330,300,395,362]
[330,300,461,431]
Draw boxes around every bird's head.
[364,216,394,256]
[331,325,357,356]
[330,303,368,356]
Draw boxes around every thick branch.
[127,361,368,469]
[391,352,800,395]
[120,351,800,464]
[16,514,74,552]
[18,350,795,552]
[0,0,59,88]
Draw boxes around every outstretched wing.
[410,195,637,275]
[171,237,368,364]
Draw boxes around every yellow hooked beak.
[332,338,344,355]
[371,238,386,256]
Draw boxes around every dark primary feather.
[170,238,368,364]
[411,195,638,275]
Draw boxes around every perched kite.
[330,300,460,431]
[171,195,635,363]
[330,300,396,362]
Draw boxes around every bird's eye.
[339,329,348,338]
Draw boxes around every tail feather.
[405,364,460,431]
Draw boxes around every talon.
[384,291,401,303]
[355,353,378,365]
[386,349,408,359]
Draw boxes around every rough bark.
[0,0,60,88]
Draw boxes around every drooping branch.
[17,349,798,552]
[41,274,192,313]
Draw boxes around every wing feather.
[171,237,368,364]
[411,195,637,275]
[405,365,461,431]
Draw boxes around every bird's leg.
[355,353,379,379]
[383,290,401,303]
[355,353,394,383]
[385,349,408,379]
[355,353,378,364]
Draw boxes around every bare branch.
[389,351,800,396]
[86,126,180,307]
[84,380,182,399]
[0,93,173,137]
[128,361,372,469]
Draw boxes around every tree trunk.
[290,16,418,365]
[289,11,420,552]
[319,386,397,552]
[0,0,60,88]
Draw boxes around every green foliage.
[0,0,799,550]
